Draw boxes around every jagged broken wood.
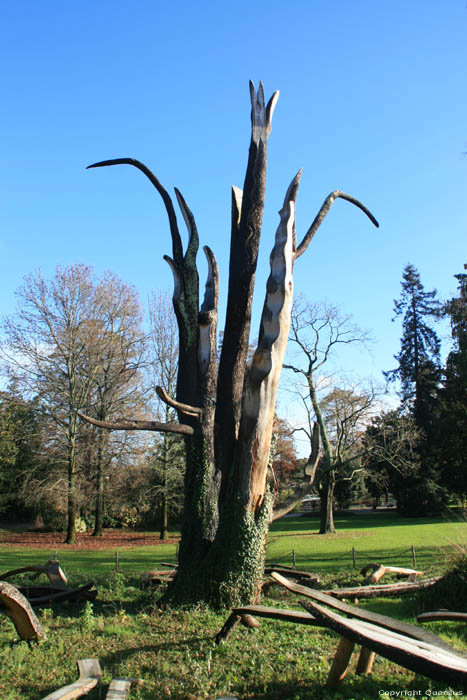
[0,581,46,641]
[0,560,68,589]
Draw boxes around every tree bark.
[93,427,105,536]
[319,473,336,534]
[66,434,78,544]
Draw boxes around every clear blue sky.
[1,1,465,397]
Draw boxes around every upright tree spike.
[200,246,219,314]
[237,174,297,510]
[295,190,379,260]
[249,80,279,143]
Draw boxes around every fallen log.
[141,570,175,587]
[418,611,467,624]
[324,576,442,600]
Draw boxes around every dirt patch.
[0,528,179,550]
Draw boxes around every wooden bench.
[270,572,459,653]
[301,599,467,688]
[271,572,467,687]
[0,581,46,641]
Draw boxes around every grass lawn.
[267,511,467,573]
[0,512,466,699]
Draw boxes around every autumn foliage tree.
[83,82,378,607]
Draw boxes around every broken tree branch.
[78,413,194,435]
[295,190,379,260]
[155,386,202,417]
[86,158,184,264]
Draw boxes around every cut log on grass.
[215,604,321,643]
[418,611,467,623]
[360,563,423,584]
[40,659,102,700]
[301,600,467,686]
[0,581,46,641]
[105,678,132,700]
[270,572,463,656]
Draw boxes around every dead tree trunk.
[82,82,378,607]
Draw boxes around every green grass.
[0,513,466,699]
[1,574,466,700]
[267,512,467,573]
[0,541,178,577]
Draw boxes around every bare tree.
[82,82,378,606]
[81,273,146,536]
[2,265,145,542]
[284,298,375,533]
[147,292,184,539]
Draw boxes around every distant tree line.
[0,265,186,542]
[0,261,464,543]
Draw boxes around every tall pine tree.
[385,264,447,514]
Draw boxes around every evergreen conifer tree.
[385,264,447,514]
